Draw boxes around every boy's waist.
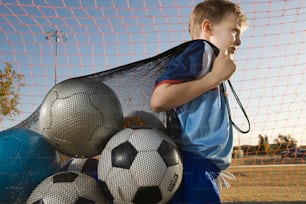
[180,145,232,170]
[180,150,220,177]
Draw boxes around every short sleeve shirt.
[155,40,233,170]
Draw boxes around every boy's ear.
[201,19,213,36]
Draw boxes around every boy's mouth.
[229,47,236,54]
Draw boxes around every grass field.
[220,157,306,203]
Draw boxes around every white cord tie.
[215,170,236,191]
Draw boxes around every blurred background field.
[221,158,306,203]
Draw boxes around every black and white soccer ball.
[61,158,99,181]
[27,171,111,204]
[98,128,183,204]
[39,78,123,158]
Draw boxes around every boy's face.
[209,13,243,57]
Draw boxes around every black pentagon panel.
[99,180,114,201]
[75,197,95,204]
[133,186,162,204]
[112,141,138,169]
[158,140,179,166]
[33,200,45,204]
[53,172,78,183]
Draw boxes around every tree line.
[0,62,24,123]
[233,134,300,157]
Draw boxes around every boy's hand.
[211,49,236,82]
[151,49,237,111]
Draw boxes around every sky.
[0,0,305,146]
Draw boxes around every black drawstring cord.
[222,80,251,134]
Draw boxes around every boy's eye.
[232,29,240,35]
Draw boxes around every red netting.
[0,0,305,202]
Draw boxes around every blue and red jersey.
[155,40,233,170]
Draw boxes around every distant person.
[150,0,248,203]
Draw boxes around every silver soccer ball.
[39,78,123,158]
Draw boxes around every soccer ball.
[0,128,60,204]
[39,78,123,158]
[27,171,111,204]
[61,158,99,181]
[98,128,183,204]
[123,110,166,132]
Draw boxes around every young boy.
[150,0,248,203]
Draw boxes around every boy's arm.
[150,49,236,112]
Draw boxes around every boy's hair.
[189,0,248,39]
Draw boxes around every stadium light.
[45,30,67,85]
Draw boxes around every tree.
[273,134,297,149]
[0,62,25,122]
[257,134,265,153]
[263,135,270,155]
[257,134,270,155]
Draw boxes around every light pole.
[45,30,67,85]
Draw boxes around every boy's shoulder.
[186,40,219,56]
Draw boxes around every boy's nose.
[235,36,241,46]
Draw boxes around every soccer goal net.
[0,0,305,202]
